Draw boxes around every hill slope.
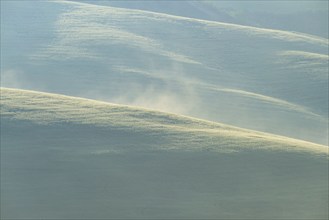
[1,88,328,219]
[1,0,328,144]
[76,0,328,38]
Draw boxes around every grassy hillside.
[1,88,328,219]
[1,1,328,144]
[1,87,326,154]
[78,0,328,38]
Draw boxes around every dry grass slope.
[1,87,327,155]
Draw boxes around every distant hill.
[70,0,329,38]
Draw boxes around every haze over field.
[1,0,328,144]
[0,0,328,219]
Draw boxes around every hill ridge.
[60,0,328,46]
[1,87,327,155]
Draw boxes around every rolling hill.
[1,0,328,145]
[76,0,329,38]
[1,87,328,219]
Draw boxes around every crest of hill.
[1,87,327,155]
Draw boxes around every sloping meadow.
[1,88,328,219]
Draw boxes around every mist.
[1,0,328,145]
